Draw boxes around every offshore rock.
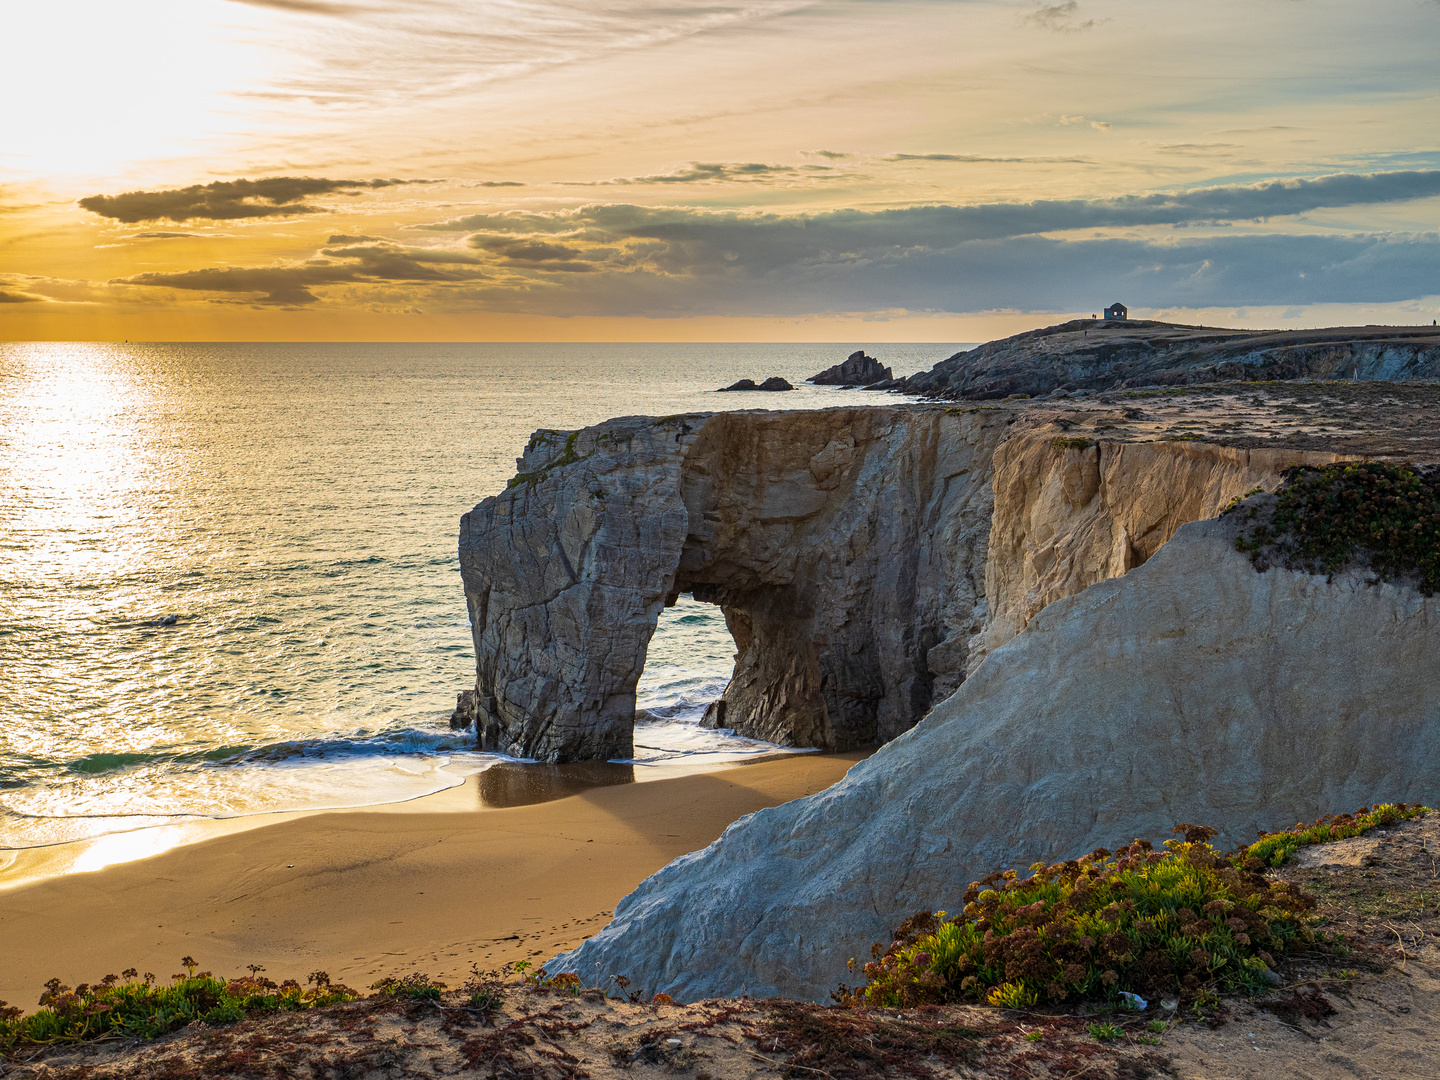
[717,376,794,392]
[550,517,1440,1002]
[448,690,478,731]
[810,350,894,386]
[897,321,1440,400]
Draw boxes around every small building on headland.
[1104,302,1128,321]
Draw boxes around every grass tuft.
[1241,803,1428,868]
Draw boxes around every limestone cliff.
[976,437,1341,667]
[549,517,1440,1002]
[460,408,1007,761]
[459,396,1349,761]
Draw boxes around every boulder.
[548,516,1440,1002]
[810,350,894,386]
[448,689,478,730]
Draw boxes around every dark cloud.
[0,290,41,303]
[80,177,430,223]
[326,233,386,244]
[403,181,1440,317]
[118,171,1440,316]
[118,241,484,305]
[129,231,204,239]
[456,229,1440,318]
[884,152,1094,164]
[473,181,525,188]
[466,233,595,267]
[803,150,853,160]
[418,171,1440,247]
[569,161,834,186]
[1027,1,1097,32]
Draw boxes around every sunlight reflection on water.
[0,341,953,857]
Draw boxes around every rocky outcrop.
[897,321,1440,400]
[549,516,1440,1002]
[717,377,794,392]
[459,407,1340,762]
[459,408,1009,761]
[810,350,894,386]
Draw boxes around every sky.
[2,0,1438,341]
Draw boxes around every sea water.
[0,342,962,855]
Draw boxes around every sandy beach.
[0,752,864,1007]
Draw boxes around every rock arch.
[458,407,1000,762]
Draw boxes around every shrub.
[0,963,355,1053]
[838,827,1316,1010]
[1233,462,1440,594]
[1242,803,1428,868]
[370,972,445,1001]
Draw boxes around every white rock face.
[549,517,1440,1002]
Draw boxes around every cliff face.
[550,518,1440,1002]
[898,321,1440,400]
[977,437,1341,666]
[460,407,1007,762]
[459,399,1344,762]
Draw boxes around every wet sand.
[0,751,865,1006]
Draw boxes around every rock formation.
[717,376,794,392]
[458,395,1356,762]
[550,516,1440,1002]
[897,321,1440,400]
[459,408,1005,761]
[809,350,894,386]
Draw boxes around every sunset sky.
[3,0,1438,341]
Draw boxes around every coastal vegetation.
[839,805,1427,1013]
[1234,462,1440,594]
[0,960,355,1052]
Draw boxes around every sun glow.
[0,2,277,183]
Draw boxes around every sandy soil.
[0,752,865,1007]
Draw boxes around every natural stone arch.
[459,407,1000,762]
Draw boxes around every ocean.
[0,342,962,860]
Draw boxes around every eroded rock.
[459,408,1007,760]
